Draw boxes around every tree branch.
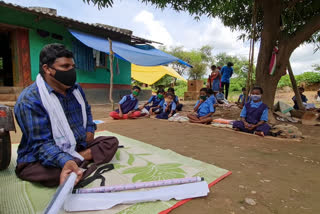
[284,0,306,10]
[288,14,320,53]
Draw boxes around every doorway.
[0,31,13,86]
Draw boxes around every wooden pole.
[287,62,305,110]
[245,0,257,103]
[108,38,114,110]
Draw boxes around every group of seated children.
[109,85,271,136]
[109,87,183,120]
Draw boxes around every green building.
[0,1,155,103]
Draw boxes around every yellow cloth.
[131,64,187,85]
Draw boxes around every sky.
[3,0,320,74]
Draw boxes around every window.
[93,50,108,69]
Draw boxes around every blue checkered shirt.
[14,81,96,168]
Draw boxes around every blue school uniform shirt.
[14,82,96,168]
[216,92,225,100]
[194,99,215,116]
[162,101,176,112]
[220,66,233,83]
[240,101,268,121]
[239,94,244,102]
[174,95,179,104]
[147,95,163,107]
[119,94,139,110]
[208,95,217,105]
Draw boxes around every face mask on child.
[157,94,164,99]
[200,96,207,101]
[133,91,139,96]
[251,95,261,101]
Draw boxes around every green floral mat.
[0,131,230,214]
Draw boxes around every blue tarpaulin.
[69,29,192,67]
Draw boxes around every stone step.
[0,87,15,94]
[0,94,17,101]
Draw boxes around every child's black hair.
[132,86,141,91]
[242,87,246,91]
[165,92,174,98]
[210,65,217,70]
[167,87,175,93]
[157,89,165,94]
[252,86,263,94]
[207,88,214,95]
[200,88,208,93]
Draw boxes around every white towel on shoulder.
[36,74,86,161]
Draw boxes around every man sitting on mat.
[14,44,119,187]
[187,88,215,124]
[233,86,271,136]
[109,86,143,119]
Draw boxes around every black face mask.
[51,67,76,87]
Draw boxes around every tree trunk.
[255,0,286,109]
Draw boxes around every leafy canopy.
[84,0,320,46]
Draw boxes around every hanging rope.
[245,0,257,103]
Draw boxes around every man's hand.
[86,132,94,143]
[60,160,83,185]
[79,148,92,161]
[168,113,173,118]
[138,106,144,110]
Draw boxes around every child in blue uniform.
[187,88,214,124]
[207,89,218,109]
[142,89,165,115]
[168,87,183,111]
[233,86,271,136]
[109,86,142,119]
[216,88,228,104]
[156,93,176,120]
[237,87,250,108]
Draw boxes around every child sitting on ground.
[109,86,143,119]
[141,89,165,115]
[187,88,215,124]
[207,89,218,109]
[233,86,271,136]
[216,88,228,104]
[156,93,176,120]
[168,87,183,111]
[236,87,250,108]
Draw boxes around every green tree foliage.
[312,64,320,72]
[278,72,320,88]
[84,0,320,107]
[161,45,214,80]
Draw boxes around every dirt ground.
[8,91,320,214]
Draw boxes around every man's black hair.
[157,89,165,94]
[167,87,175,93]
[252,86,263,94]
[132,85,141,91]
[242,87,246,91]
[39,43,73,75]
[200,88,208,93]
[211,65,217,70]
[207,88,214,95]
[227,62,234,67]
[298,87,305,91]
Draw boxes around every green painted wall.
[0,6,131,85]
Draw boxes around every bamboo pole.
[287,62,305,110]
[108,38,114,110]
[245,0,257,103]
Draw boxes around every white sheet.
[64,181,209,212]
